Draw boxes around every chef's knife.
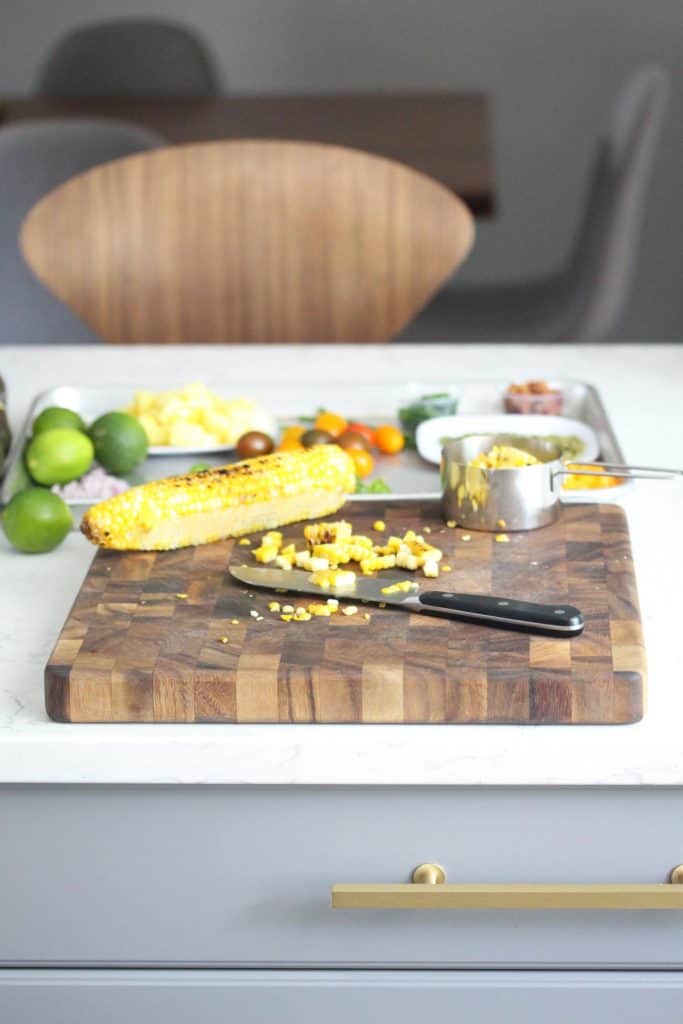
[229,565,584,637]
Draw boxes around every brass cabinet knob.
[332,863,683,910]
[412,863,447,885]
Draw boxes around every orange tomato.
[314,411,347,437]
[346,421,375,447]
[280,425,306,442]
[349,447,374,478]
[374,424,405,454]
[277,437,304,452]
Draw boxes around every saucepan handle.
[417,591,584,636]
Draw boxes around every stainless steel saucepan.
[441,434,681,532]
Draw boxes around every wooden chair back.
[21,139,474,343]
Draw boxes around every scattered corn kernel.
[446,520,456,528]
[282,604,295,614]
[342,605,359,616]
[440,565,452,573]
[379,602,387,608]
[218,636,229,644]
[231,618,239,625]
[461,535,471,542]
[268,601,281,613]
[308,603,332,617]
[495,534,510,543]
[380,580,417,594]
[497,519,507,528]
[363,612,371,620]
[373,520,386,532]
[326,598,339,611]
[275,553,295,570]
[280,614,293,622]
[293,609,312,622]
[175,592,188,599]
[359,554,396,574]
[423,526,432,534]
[309,569,356,589]
[304,521,352,544]
[422,561,439,578]
[250,609,259,618]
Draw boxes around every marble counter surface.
[1,343,681,785]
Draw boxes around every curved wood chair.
[20,140,474,344]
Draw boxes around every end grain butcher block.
[45,501,645,724]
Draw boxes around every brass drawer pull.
[332,862,683,911]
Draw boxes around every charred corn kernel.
[281,605,295,614]
[495,533,510,543]
[396,550,420,570]
[280,614,293,622]
[275,553,295,570]
[268,601,281,613]
[308,602,332,617]
[309,569,356,590]
[238,538,251,546]
[326,598,339,611]
[304,520,352,544]
[461,534,471,542]
[311,543,351,565]
[373,520,386,532]
[359,553,396,574]
[81,445,356,551]
[422,561,439,578]
[446,520,457,528]
[342,606,359,616]
[380,580,417,594]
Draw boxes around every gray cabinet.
[2,969,683,1024]
[2,784,683,967]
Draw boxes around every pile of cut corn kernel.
[243,519,454,623]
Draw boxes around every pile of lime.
[2,404,148,555]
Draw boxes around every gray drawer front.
[2,785,683,967]
[2,969,683,1024]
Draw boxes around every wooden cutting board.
[46,501,645,724]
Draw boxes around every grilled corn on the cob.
[81,445,356,551]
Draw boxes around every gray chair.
[37,18,220,97]
[400,66,670,343]
[0,119,165,344]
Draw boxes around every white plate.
[415,414,599,465]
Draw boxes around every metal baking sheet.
[1,379,626,513]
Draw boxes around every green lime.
[32,406,87,435]
[89,411,148,474]
[2,488,73,553]
[25,428,94,485]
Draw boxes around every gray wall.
[2,0,681,339]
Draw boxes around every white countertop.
[1,343,682,786]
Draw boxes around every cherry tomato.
[337,430,370,452]
[280,425,306,442]
[314,411,347,437]
[374,424,405,455]
[301,428,334,448]
[349,447,374,478]
[346,422,375,447]
[236,431,275,458]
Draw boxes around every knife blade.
[229,564,584,636]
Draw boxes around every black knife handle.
[417,591,584,636]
